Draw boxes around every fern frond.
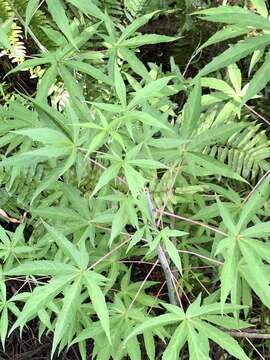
[203,119,270,181]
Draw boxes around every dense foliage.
[0,0,270,359]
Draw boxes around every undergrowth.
[0,0,270,359]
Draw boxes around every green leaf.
[5,261,76,276]
[125,314,177,344]
[114,63,126,107]
[119,47,151,80]
[124,164,146,198]
[91,163,122,198]
[84,272,111,343]
[163,238,182,275]
[10,276,72,333]
[187,324,209,360]
[43,222,85,268]
[196,6,270,30]
[220,239,238,309]
[239,240,270,308]
[66,0,105,20]
[47,0,76,47]
[36,64,58,101]
[6,57,51,77]
[228,64,242,94]
[251,0,268,16]
[119,11,159,41]
[241,221,270,238]
[204,315,252,330]
[216,197,237,234]
[128,77,173,109]
[126,227,145,253]
[25,0,40,36]
[242,51,270,105]
[86,131,107,157]
[66,60,113,85]
[143,331,155,360]
[13,128,71,146]
[181,80,201,139]
[0,306,8,349]
[122,111,172,131]
[237,176,269,232]
[239,262,270,309]
[0,23,11,49]
[31,149,77,203]
[198,25,249,51]
[189,123,246,150]
[197,34,270,78]
[109,204,129,245]
[128,159,167,169]
[126,335,141,360]
[122,34,177,48]
[162,322,187,360]
[186,152,246,182]
[52,278,82,356]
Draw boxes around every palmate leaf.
[126,301,250,360]
[43,222,88,269]
[9,275,73,333]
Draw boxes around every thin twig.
[245,103,270,126]
[156,209,227,237]
[227,331,270,339]
[88,237,131,270]
[127,260,159,312]
[243,169,270,204]
[178,249,223,265]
